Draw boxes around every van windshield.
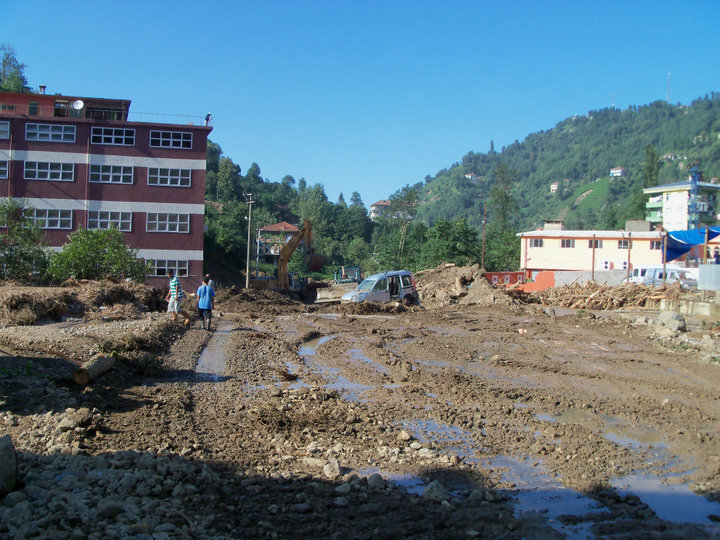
[356,279,376,292]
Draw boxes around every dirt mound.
[415,263,515,308]
[216,286,306,314]
[0,280,165,326]
[329,301,413,315]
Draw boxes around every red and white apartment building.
[0,90,212,288]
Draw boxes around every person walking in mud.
[165,269,191,325]
[196,275,215,331]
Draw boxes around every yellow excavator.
[249,219,326,302]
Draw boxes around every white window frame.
[87,210,132,232]
[0,121,9,139]
[618,240,630,250]
[89,164,133,184]
[147,167,191,187]
[530,238,543,248]
[24,161,75,182]
[146,213,190,233]
[148,259,188,277]
[149,130,193,149]
[588,239,603,248]
[0,160,7,179]
[90,127,136,146]
[650,240,662,250]
[24,208,72,229]
[25,123,76,143]
[561,239,575,248]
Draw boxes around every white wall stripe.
[136,249,204,260]
[1,150,206,170]
[11,197,204,214]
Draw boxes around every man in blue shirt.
[196,275,216,331]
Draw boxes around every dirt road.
[1,281,720,538]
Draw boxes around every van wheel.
[403,293,417,306]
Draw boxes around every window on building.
[0,121,9,139]
[530,238,543,248]
[87,211,132,231]
[588,239,603,248]
[148,259,189,277]
[25,123,76,143]
[24,161,74,181]
[0,104,15,113]
[28,102,38,116]
[89,165,133,184]
[561,239,575,248]
[24,208,72,229]
[90,127,136,146]
[0,161,7,179]
[618,240,630,249]
[650,240,662,250]
[146,213,190,233]
[149,130,193,149]
[147,167,191,187]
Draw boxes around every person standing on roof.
[165,269,191,325]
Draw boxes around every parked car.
[341,270,418,304]
[642,267,698,289]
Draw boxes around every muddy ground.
[1,277,720,538]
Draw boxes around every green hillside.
[415,94,720,231]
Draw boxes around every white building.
[369,200,391,221]
[644,180,720,230]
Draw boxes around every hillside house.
[370,200,391,221]
[549,181,559,193]
[257,221,299,263]
[610,167,626,178]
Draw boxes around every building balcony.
[645,211,663,223]
[645,200,663,210]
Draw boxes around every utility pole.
[481,202,487,270]
[244,193,255,288]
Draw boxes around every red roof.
[371,200,391,207]
[260,221,299,233]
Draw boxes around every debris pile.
[524,281,690,310]
[414,263,515,308]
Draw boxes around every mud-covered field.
[1,279,720,538]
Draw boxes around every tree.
[46,228,149,282]
[488,163,517,228]
[642,144,660,188]
[0,45,30,93]
[349,191,364,207]
[0,199,48,280]
[216,157,242,202]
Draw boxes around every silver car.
[341,270,418,303]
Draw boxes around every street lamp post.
[244,193,255,288]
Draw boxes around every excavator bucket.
[306,254,325,272]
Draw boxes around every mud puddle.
[483,455,607,539]
[194,322,233,382]
[611,472,720,528]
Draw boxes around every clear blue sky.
[5,1,720,207]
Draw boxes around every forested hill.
[415,93,720,231]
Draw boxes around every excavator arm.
[276,219,324,290]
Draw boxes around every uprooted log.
[73,354,116,385]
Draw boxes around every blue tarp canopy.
[665,227,720,262]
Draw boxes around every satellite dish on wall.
[72,100,84,110]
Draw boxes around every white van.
[341,270,418,303]
[642,267,698,289]
[625,264,693,284]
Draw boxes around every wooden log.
[73,354,115,385]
